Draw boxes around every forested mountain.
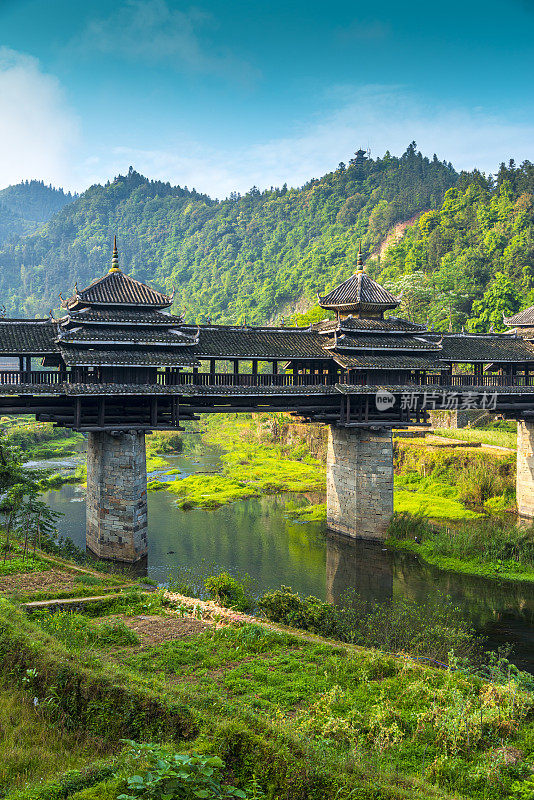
[0,147,456,319]
[373,161,534,332]
[0,180,74,247]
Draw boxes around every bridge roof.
[63,309,184,326]
[64,270,172,311]
[326,334,441,351]
[318,270,399,312]
[333,353,444,370]
[504,306,534,326]
[181,326,327,360]
[58,327,197,347]
[59,347,199,367]
[313,316,426,334]
[439,334,534,362]
[0,320,57,354]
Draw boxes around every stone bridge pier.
[326,425,394,539]
[86,431,148,563]
[517,421,534,519]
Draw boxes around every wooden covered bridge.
[1,240,534,562]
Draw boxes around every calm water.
[39,444,534,671]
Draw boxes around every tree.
[466,273,521,332]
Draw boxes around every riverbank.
[1,543,534,800]
[386,511,534,584]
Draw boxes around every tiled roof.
[324,334,441,351]
[439,334,534,362]
[180,326,327,359]
[504,306,534,326]
[58,328,197,346]
[65,271,172,310]
[58,347,199,367]
[313,316,426,334]
[318,271,399,311]
[0,321,58,354]
[63,309,184,326]
[332,353,444,370]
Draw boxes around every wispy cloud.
[74,0,258,85]
[79,85,534,198]
[337,19,390,42]
[0,48,79,189]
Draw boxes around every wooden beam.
[150,396,158,426]
[74,397,81,428]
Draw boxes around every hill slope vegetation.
[0,146,456,320]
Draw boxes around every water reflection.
[324,532,534,670]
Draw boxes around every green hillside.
[373,160,534,332]
[0,146,456,320]
[0,180,74,247]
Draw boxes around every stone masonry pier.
[86,431,148,562]
[517,420,534,519]
[326,426,394,539]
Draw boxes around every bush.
[259,586,481,663]
[204,573,253,613]
[115,741,253,800]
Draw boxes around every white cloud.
[80,86,534,198]
[75,0,257,84]
[0,48,79,189]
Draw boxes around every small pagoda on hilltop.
[50,238,199,383]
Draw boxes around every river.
[38,442,534,671]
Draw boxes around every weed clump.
[205,572,254,613]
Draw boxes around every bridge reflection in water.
[325,532,534,671]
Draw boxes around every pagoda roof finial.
[109,235,120,273]
[356,240,363,271]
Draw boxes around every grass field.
[1,592,532,800]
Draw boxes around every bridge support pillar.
[326,426,393,539]
[86,431,148,562]
[517,421,534,518]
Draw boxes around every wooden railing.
[156,372,334,387]
[0,370,63,385]
[0,369,532,389]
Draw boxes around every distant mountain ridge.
[0,147,457,320]
[0,180,74,247]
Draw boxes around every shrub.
[115,741,252,800]
[204,573,253,613]
[259,586,481,663]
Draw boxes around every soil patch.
[0,569,78,594]
[109,614,208,645]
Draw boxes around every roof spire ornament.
[109,236,121,273]
[356,240,363,272]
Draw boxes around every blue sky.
[0,0,533,196]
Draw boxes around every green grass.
[2,595,534,799]
[393,473,482,520]
[387,512,534,583]
[284,502,327,521]
[0,556,52,576]
[432,426,517,449]
[163,442,325,509]
[32,610,140,649]
[0,682,106,795]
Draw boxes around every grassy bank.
[387,512,534,583]
[2,585,534,799]
[0,417,85,460]
[150,415,325,509]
